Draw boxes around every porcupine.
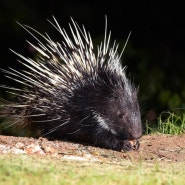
[0,17,142,151]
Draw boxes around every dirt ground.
[0,134,185,163]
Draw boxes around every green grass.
[145,111,185,135]
[0,155,185,185]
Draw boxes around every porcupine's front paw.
[121,140,140,151]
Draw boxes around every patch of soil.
[0,134,185,162]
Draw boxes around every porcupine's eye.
[116,110,127,119]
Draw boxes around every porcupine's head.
[92,69,142,141]
[0,17,142,141]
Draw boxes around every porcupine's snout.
[129,112,142,139]
[120,111,142,151]
[112,108,142,141]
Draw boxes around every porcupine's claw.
[121,140,140,151]
[129,139,140,150]
[134,140,140,150]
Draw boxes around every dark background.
[1,0,185,124]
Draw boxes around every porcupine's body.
[0,17,142,151]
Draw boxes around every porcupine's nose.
[134,125,142,139]
[130,128,142,139]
